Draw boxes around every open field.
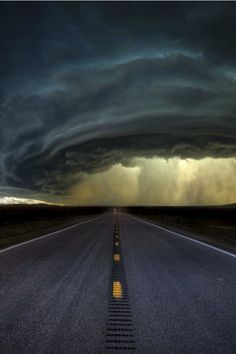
[125,205,236,252]
[0,205,108,249]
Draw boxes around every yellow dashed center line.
[113,281,122,299]
[115,241,119,246]
[113,254,120,262]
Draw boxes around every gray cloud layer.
[0,3,236,198]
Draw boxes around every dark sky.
[0,2,236,204]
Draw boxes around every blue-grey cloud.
[0,2,236,198]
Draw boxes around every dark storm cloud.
[0,2,236,196]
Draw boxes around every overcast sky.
[0,2,236,205]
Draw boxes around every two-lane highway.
[0,211,236,353]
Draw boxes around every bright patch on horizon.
[0,197,55,205]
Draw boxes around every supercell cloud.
[0,2,236,204]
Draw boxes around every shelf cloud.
[0,2,236,204]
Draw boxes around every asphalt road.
[0,211,236,353]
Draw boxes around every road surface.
[0,212,235,353]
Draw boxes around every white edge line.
[127,213,236,259]
[0,214,105,254]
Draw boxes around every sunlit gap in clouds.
[0,197,54,205]
[69,157,236,206]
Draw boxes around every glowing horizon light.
[0,196,56,205]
